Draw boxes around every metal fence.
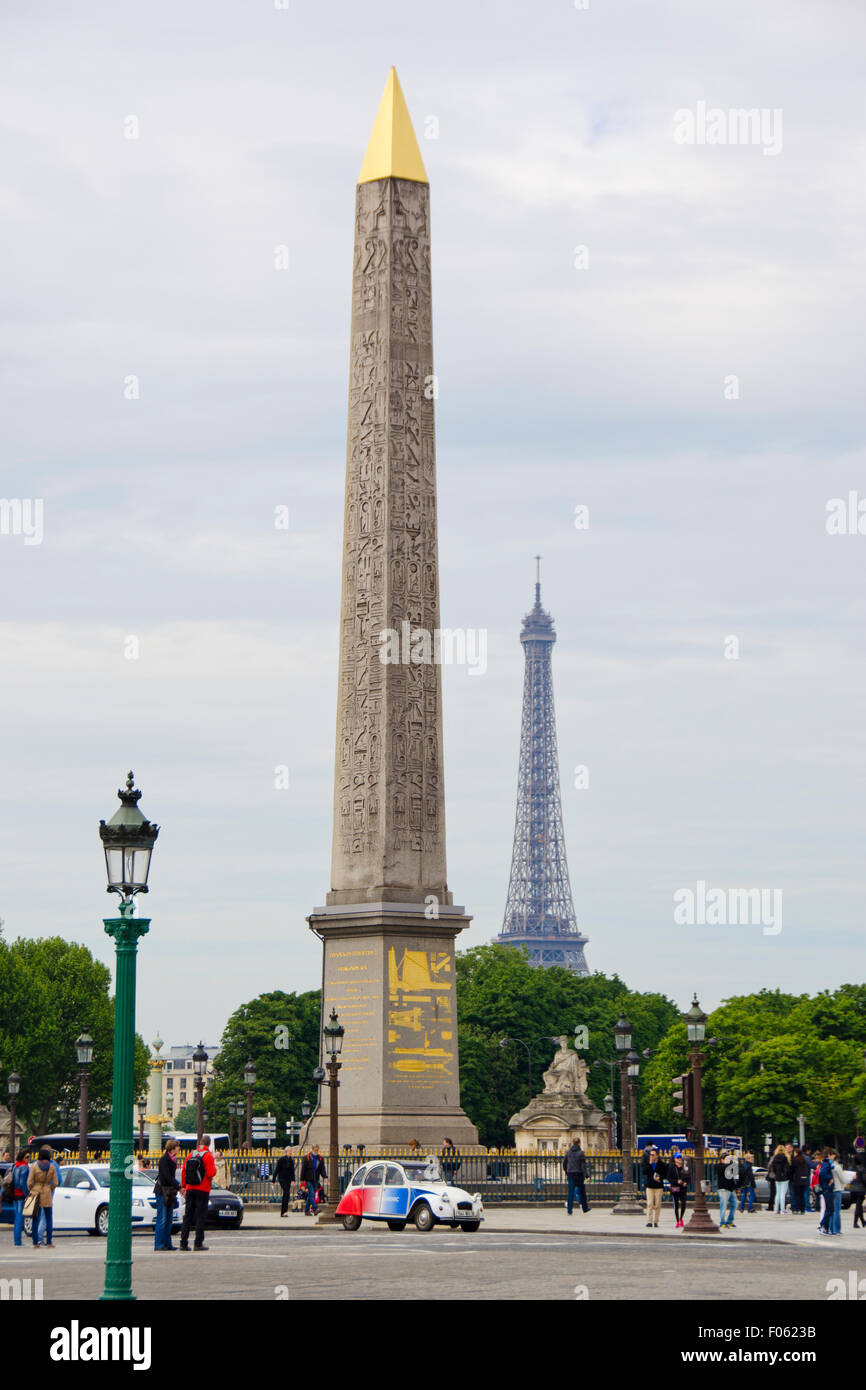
[197,1148,723,1207]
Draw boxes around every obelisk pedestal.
[306,69,477,1148]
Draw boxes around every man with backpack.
[179,1135,217,1251]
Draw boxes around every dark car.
[0,1162,15,1223]
[206,1186,244,1228]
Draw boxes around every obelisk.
[306,69,478,1147]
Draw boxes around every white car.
[24,1163,182,1238]
[336,1159,484,1232]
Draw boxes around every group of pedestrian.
[152,1134,218,1251]
[4,1147,61,1246]
[271,1145,326,1216]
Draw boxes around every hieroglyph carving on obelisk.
[329,69,449,909]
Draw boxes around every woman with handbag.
[27,1147,58,1247]
[154,1139,180,1251]
[668,1151,690,1228]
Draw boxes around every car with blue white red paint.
[336,1158,483,1232]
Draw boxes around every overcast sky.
[1,0,863,1054]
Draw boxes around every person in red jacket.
[179,1136,217,1251]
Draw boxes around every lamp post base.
[611,1195,644,1215]
[684,1205,719,1233]
[314,1204,341,1226]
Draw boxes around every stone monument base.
[304,901,479,1150]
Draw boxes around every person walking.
[717,1150,741,1228]
[441,1138,461,1184]
[738,1152,756,1214]
[668,1151,690,1228]
[154,1139,180,1252]
[789,1145,809,1214]
[274,1147,296,1217]
[849,1156,866,1229]
[28,1147,58,1247]
[11,1153,31,1246]
[768,1144,791,1215]
[179,1135,217,1251]
[817,1148,842,1235]
[563,1138,590,1215]
[300,1146,326,1216]
[641,1146,667,1228]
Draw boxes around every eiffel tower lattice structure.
[495,561,589,974]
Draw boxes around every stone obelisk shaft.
[306,71,477,1148]
[329,172,448,908]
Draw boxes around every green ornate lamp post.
[98,771,159,1301]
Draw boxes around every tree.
[207,990,321,1141]
[455,944,680,1145]
[171,1104,199,1134]
[0,934,149,1134]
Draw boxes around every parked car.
[21,1163,177,1238]
[336,1159,483,1233]
[205,1183,244,1227]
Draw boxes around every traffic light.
[672,1071,695,1119]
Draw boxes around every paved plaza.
[3,1207,863,1301]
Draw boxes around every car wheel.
[386,1220,406,1231]
[342,1214,362,1231]
[413,1202,435,1232]
[460,1221,481,1233]
[95,1205,109,1237]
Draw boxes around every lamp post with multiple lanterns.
[7,1071,20,1163]
[75,1031,93,1162]
[243,1059,256,1148]
[98,771,159,1301]
[611,1013,642,1214]
[192,1043,208,1144]
[684,994,718,1234]
[315,1010,345,1226]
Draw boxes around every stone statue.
[542,1036,589,1095]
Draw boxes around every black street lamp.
[98,771,159,1301]
[683,994,717,1234]
[7,1071,20,1164]
[192,1042,208,1144]
[243,1059,256,1149]
[76,1031,94,1162]
[612,1013,641,1214]
[136,1095,146,1155]
[626,1049,640,1156]
[301,1097,311,1120]
[316,1010,345,1226]
[603,1092,616,1148]
[228,1100,237,1149]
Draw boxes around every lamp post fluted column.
[102,901,150,1298]
[684,994,718,1235]
[316,1011,345,1227]
[611,1014,642,1215]
[98,772,159,1301]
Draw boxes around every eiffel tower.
[495,560,589,973]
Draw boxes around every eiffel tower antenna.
[494,568,589,973]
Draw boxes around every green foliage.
[170,1104,199,1134]
[206,990,321,1139]
[641,985,866,1149]
[0,934,149,1134]
[455,944,680,1145]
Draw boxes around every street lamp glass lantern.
[244,1059,256,1088]
[684,994,707,1043]
[604,1092,614,1114]
[626,1050,640,1079]
[301,1098,310,1119]
[192,1042,208,1077]
[137,1095,146,1119]
[99,772,159,899]
[228,1101,236,1118]
[76,1031,94,1067]
[7,1070,20,1098]
[323,1009,345,1058]
[614,1012,632,1052]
